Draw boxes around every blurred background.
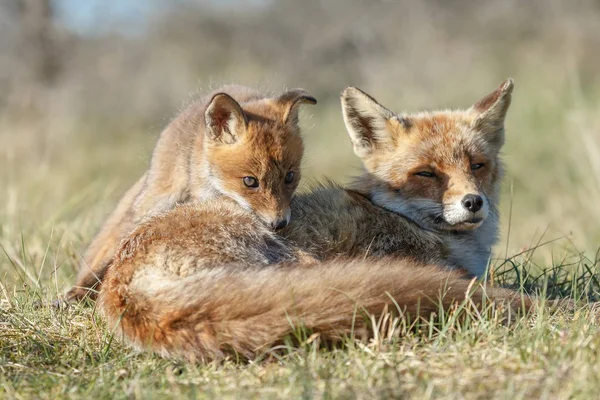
[1,0,599,287]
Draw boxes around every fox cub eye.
[243,176,259,188]
[284,171,295,184]
[415,171,436,178]
[471,163,485,170]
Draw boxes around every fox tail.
[99,257,531,362]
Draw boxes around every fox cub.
[67,86,316,301]
[99,80,531,362]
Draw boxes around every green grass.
[2,149,600,400]
[1,76,600,399]
[3,1,600,396]
[2,256,600,399]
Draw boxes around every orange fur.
[99,201,531,362]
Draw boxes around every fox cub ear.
[341,87,396,157]
[471,79,514,143]
[277,89,317,126]
[204,93,248,144]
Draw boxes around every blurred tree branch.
[18,0,62,86]
[6,0,66,117]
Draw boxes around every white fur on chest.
[444,213,499,278]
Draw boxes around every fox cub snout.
[341,79,513,232]
[203,91,316,230]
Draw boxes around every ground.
[1,88,600,399]
[3,278,600,399]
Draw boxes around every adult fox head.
[341,80,513,232]
[203,89,316,230]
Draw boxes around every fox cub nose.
[271,219,289,230]
[461,194,484,213]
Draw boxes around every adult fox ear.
[470,79,514,145]
[341,87,396,158]
[278,89,317,126]
[204,93,248,144]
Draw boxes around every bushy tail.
[99,259,531,361]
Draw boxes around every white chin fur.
[442,199,489,226]
[284,208,291,224]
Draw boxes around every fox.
[281,79,514,277]
[65,85,317,302]
[98,79,534,362]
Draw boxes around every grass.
[2,253,600,399]
[2,67,600,399]
[2,117,600,397]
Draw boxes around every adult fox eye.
[415,171,435,178]
[284,171,295,184]
[471,163,485,170]
[243,176,259,188]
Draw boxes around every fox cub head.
[342,80,513,232]
[204,89,316,230]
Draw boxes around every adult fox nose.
[461,194,484,213]
[271,219,289,230]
